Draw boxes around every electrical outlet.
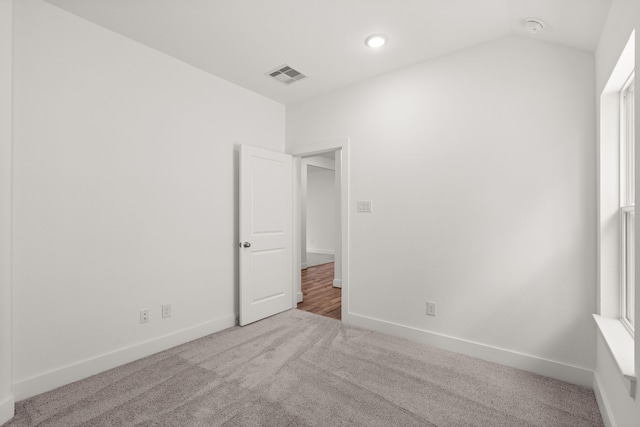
[162,304,172,319]
[426,301,437,316]
[140,309,150,324]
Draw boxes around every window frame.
[620,71,635,336]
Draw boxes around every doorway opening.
[290,139,348,322]
[297,152,340,319]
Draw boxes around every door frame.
[0,0,14,423]
[289,138,350,321]
[300,155,335,273]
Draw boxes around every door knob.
[243,242,251,248]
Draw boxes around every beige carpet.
[4,310,603,426]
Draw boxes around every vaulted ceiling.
[45,0,613,104]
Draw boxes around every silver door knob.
[243,242,251,248]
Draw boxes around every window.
[596,30,636,396]
[621,72,635,334]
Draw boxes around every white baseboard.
[593,372,616,427]
[296,292,303,303]
[0,394,14,426]
[332,279,342,288]
[343,312,594,388]
[12,314,236,400]
[307,249,335,255]
[301,263,308,270]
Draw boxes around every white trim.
[619,206,635,334]
[303,156,335,171]
[289,140,346,158]
[332,279,342,289]
[344,312,594,387]
[300,263,308,270]
[12,314,235,400]
[620,72,635,207]
[307,249,335,255]
[0,395,14,427]
[598,29,635,318]
[593,314,636,397]
[593,372,616,427]
[0,0,14,423]
[619,69,636,334]
[296,292,303,303]
[299,158,308,274]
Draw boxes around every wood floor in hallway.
[297,262,341,320]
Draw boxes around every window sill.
[593,314,636,398]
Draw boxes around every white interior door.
[239,144,293,326]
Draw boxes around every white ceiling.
[45,0,612,105]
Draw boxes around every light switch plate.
[162,304,172,319]
[357,200,372,213]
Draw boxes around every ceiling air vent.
[267,64,307,85]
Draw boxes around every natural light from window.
[621,73,635,334]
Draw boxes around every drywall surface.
[594,0,640,423]
[307,166,336,254]
[0,0,15,423]
[287,36,596,373]
[12,0,284,398]
[596,0,637,97]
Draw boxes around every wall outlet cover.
[140,309,150,324]
[426,301,437,316]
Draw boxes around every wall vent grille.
[266,64,307,85]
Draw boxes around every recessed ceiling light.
[365,34,388,48]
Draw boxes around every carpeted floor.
[4,310,603,426]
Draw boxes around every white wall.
[594,0,640,424]
[0,0,15,423]
[307,166,335,254]
[287,35,597,385]
[11,0,284,399]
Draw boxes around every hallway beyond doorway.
[306,252,334,268]
[297,262,340,320]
